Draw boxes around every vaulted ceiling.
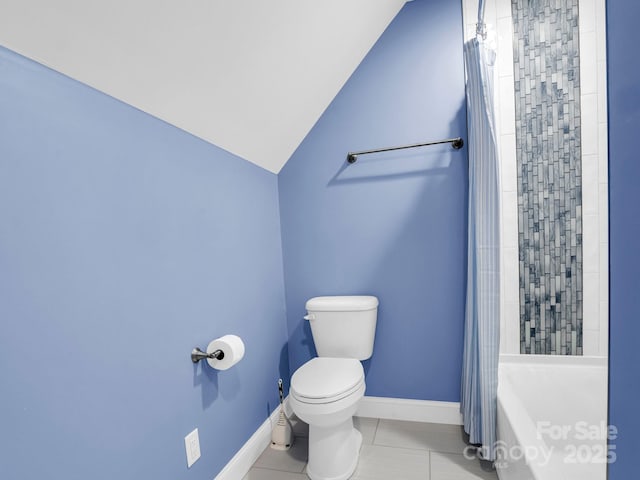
[0,0,407,173]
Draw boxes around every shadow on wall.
[193,340,291,409]
[194,362,219,410]
[194,362,242,410]
[328,99,466,186]
[265,343,292,412]
[287,101,468,400]
[358,101,468,400]
[327,114,464,187]
[328,147,459,186]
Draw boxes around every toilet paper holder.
[191,347,224,364]
[190,334,245,370]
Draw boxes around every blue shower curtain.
[460,37,501,462]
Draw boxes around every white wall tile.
[582,154,599,215]
[503,247,519,304]
[595,0,607,62]
[462,0,609,356]
[503,301,520,354]
[496,17,514,77]
[502,190,518,249]
[583,272,600,332]
[579,0,597,33]
[492,83,504,139]
[500,133,517,191]
[462,0,479,43]
[598,122,608,182]
[593,0,608,356]
[597,61,608,122]
[496,0,512,19]
[483,0,498,27]
[507,318,520,354]
[500,257,507,314]
[500,313,507,353]
[581,94,598,155]
[599,301,609,357]
[583,329,600,356]
[599,183,608,241]
[599,243,609,305]
[498,76,516,135]
[583,214,600,273]
[462,0,474,31]
[579,31,597,94]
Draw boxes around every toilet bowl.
[290,357,366,480]
[288,295,378,480]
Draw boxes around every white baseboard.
[215,395,461,479]
[214,407,281,480]
[356,396,462,425]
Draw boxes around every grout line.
[248,464,307,475]
[249,419,498,479]
[372,418,380,445]
[246,466,308,478]
[370,442,430,452]
[251,440,308,474]
[369,441,466,455]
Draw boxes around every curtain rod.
[346,137,464,164]
[477,0,487,38]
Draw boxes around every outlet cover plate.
[185,428,201,468]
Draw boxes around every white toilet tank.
[305,296,378,360]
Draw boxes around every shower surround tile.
[462,0,607,355]
[511,0,583,355]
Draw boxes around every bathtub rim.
[496,353,608,480]
[499,353,607,368]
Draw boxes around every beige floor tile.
[252,436,308,473]
[374,420,467,454]
[242,467,308,480]
[289,414,309,438]
[430,452,498,480]
[354,417,379,445]
[351,444,430,480]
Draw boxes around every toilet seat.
[291,357,364,404]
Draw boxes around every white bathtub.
[496,354,608,480]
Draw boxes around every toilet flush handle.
[303,314,315,321]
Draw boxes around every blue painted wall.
[607,0,640,477]
[279,0,468,401]
[0,47,288,479]
[9,0,638,476]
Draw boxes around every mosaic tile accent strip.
[511,0,583,355]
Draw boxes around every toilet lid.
[291,357,364,400]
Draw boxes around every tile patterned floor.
[243,417,498,480]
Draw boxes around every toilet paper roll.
[206,335,245,370]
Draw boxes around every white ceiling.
[0,0,406,173]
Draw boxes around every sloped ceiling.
[0,0,406,173]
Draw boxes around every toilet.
[289,295,378,480]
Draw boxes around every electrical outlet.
[184,428,201,468]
